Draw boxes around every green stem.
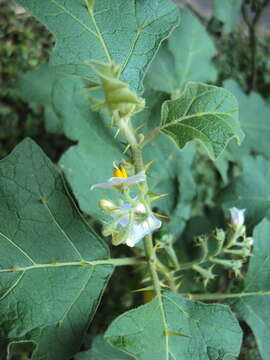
[182,290,270,301]
[141,128,160,148]
[156,258,178,294]
[173,227,246,273]
[118,117,162,295]
[144,234,163,295]
[164,242,180,270]
[118,116,170,351]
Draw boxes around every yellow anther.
[113,166,128,178]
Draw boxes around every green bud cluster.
[189,224,253,285]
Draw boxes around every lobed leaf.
[105,291,242,360]
[16,0,180,93]
[160,82,244,160]
[0,139,113,359]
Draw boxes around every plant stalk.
[118,117,162,293]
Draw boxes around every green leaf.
[219,156,270,228]
[159,82,244,160]
[145,42,177,94]
[224,80,270,161]
[105,291,242,360]
[75,335,133,360]
[0,139,113,360]
[233,219,270,360]
[147,9,217,94]
[213,0,242,34]
[16,0,179,93]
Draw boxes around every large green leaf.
[159,82,244,160]
[17,0,179,93]
[0,139,113,360]
[75,335,133,360]
[213,0,242,34]
[147,9,217,94]
[105,291,242,360]
[224,80,270,161]
[233,219,270,360]
[219,156,270,228]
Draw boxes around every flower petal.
[229,207,246,227]
[91,170,146,189]
[91,181,116,189]
[124,212,162,247]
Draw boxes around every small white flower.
[229,207,246,227]
[91,170,146,189]
[117,202,162,247]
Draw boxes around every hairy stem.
[118,117,163,296]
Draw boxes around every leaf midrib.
[0,259,116,273]
[161,110,237,130]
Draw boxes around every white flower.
[91,170,146,189]
[117,202,162,247]
[229,207,246,227]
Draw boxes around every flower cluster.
[91,164,161,247]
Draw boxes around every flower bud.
[99,199,117,213]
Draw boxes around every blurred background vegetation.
[1,0,270,358]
